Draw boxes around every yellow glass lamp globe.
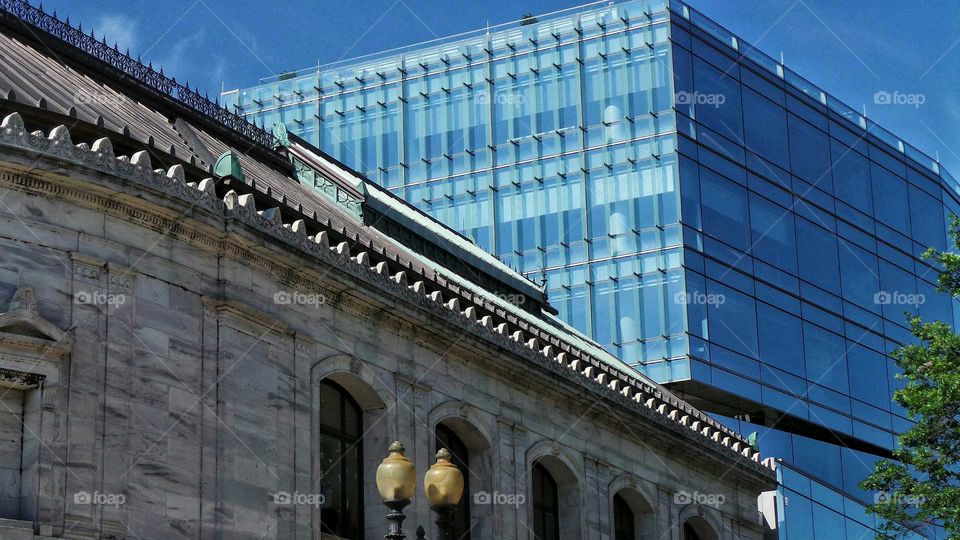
[423,448,464,507]
[376,441,417,501]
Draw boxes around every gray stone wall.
[0,387,24,516]
[0,150,772,539]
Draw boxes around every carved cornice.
[0,331,70,358]
[201,296,295,339]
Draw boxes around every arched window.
[318,379,363,539]
[532,462,560,540]
[613,493,635,540]
[682,516,718,540]
[683,522,703,540]
[436,424,470,539]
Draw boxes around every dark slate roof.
[0,0,774,476]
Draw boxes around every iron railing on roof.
[0,0,276,149]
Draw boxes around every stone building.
[0,2,774,539]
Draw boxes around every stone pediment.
[0,286,71,356]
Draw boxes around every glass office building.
[224,1,956,537]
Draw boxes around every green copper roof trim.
[292,157,363,219]
[271,122,291,148]
[213,150,245,181]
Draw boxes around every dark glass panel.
[831,139,872,215]
[532,463,559,540]
[436,424,471,540]
[757,302,805,377]
[319,381,342,429]
[792,436,842,488]
[741,67,785,105]
[750,194,797,273]
[908,185,946,250]
[692,58,743,142]
[878,259,918,320]
[802,323,848,393]
[743,87,789,168]
[788,115,832,192]
[700,169,750,250]
[318,380,364,539]
[684,521,705,540]
[796,219,842,295]
[343,401,360,438]
[871,162,910,235]
[812,501,847,538]
[613,493,635,540]
[846,341,891,411]
[837,239,880,311]
[706,280,759,358]
[679,157,703,229]
[343,445,361,537]
[918,278,953,324]
[319,435,343,535]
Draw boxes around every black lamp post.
[376,442,465,540]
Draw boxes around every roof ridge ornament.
[272,122,290,149]
[213,150,245,182]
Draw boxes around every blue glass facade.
[226,1,688,370]
[716,415,947,539]
[224,1,959,537]
[668,0,959,454]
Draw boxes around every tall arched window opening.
[318,379,364,538]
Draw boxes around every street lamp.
[376,441,417,540]
[424,448,465,540]
[376,442,465,540]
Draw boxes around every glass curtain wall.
[669,4,959,536]
[227,0,687,368]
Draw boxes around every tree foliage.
[860,220,960,539]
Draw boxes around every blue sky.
[41,0,960,175]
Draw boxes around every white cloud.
[156,30,205,82]
[94,14,138,54]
